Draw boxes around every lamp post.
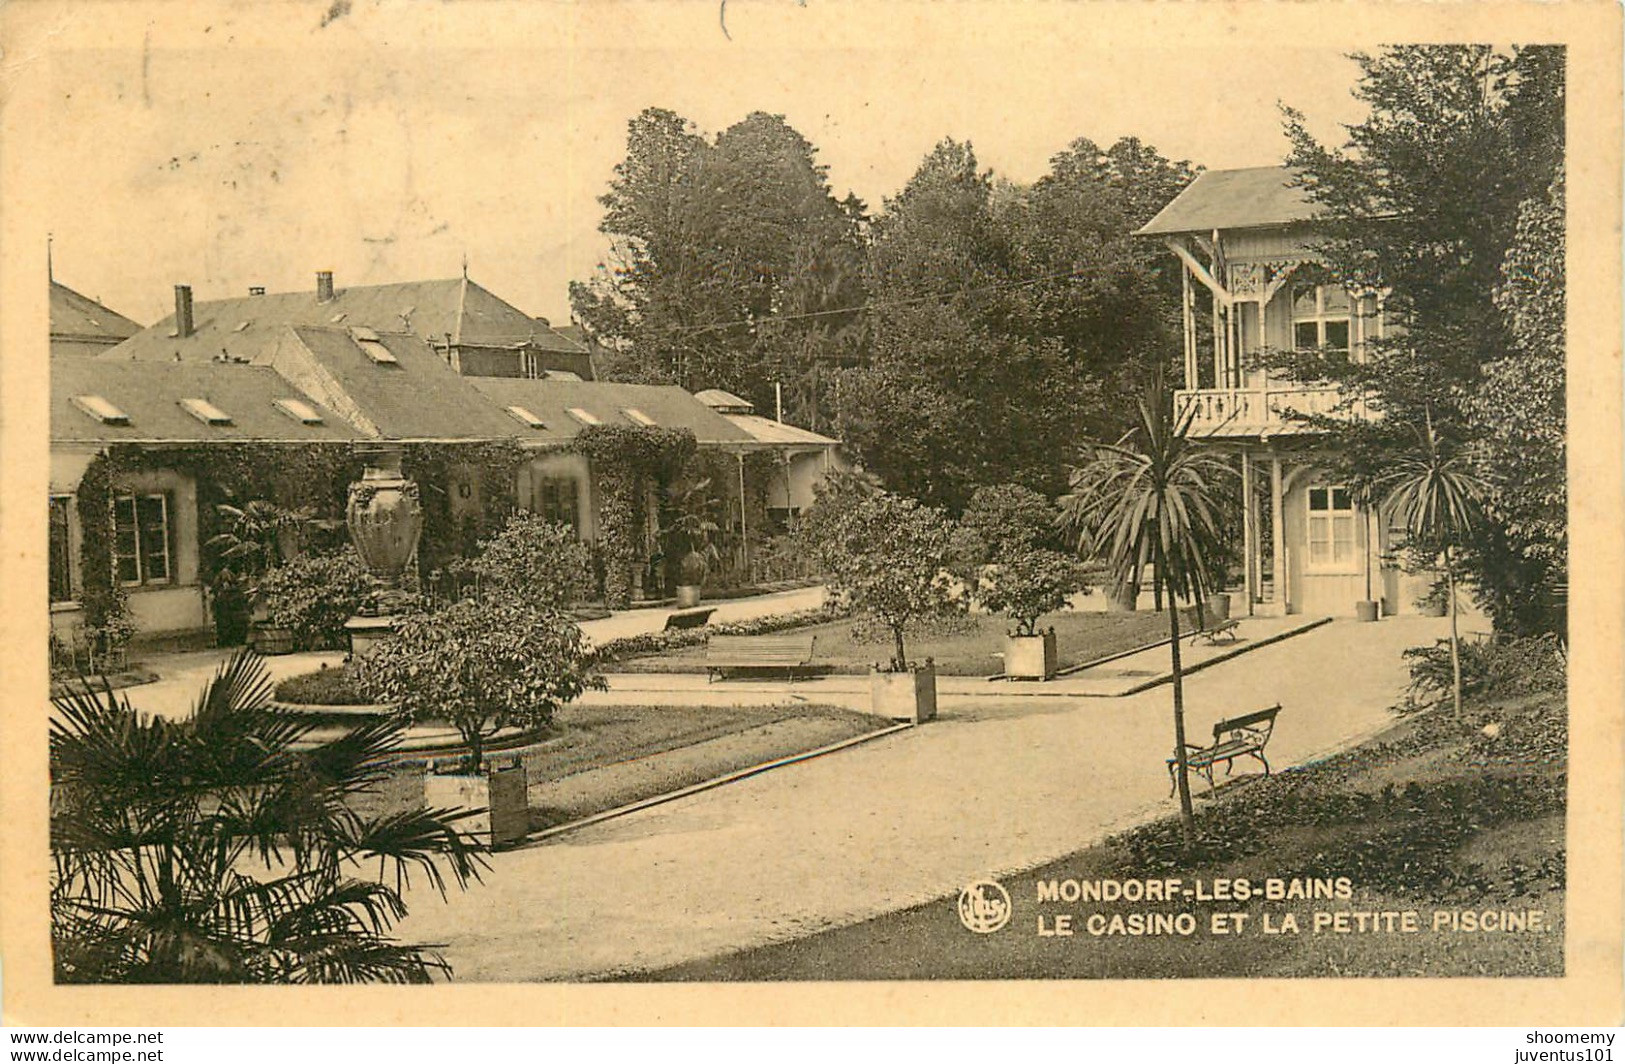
[343,441,423,656]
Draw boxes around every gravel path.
[395,615,1460,981]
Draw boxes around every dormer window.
[621,408,656,427]
[233,321,252,332]
[349,327,397,365]
[566,407,600,426]
[273,398,324,425]
[179,397,233,426]
[1292,284,1351,352]
[505,405,546,429]
[70,395,130,425]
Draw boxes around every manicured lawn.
[635,689,1565,980]
[527,702,895,830]
[609,608,1197,677]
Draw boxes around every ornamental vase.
[346,444,423,595]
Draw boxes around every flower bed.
[607,609,1189,676]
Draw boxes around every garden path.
[395,614,1461,981]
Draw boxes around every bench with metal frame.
[663,607,716,632]
[705,633,817,682]
[1166,704,1281,795]
[1190,617,1242,646]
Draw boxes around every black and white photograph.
[0,0,1618,1030]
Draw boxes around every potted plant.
[664,478,722,608]
[973,547,1087,681]
[801,487,959,724]
[208,500,314,655]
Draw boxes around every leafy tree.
[356,598,605,772]
[1060,379,1231,844]
[573,108,866,417]
[955,483,1088,635]
[1276,45,1564,635]
[840,136,1197,508]
[957,482,1066,559]
[1379,419,1488,718]
[469,512,592,608]
[1468,166,1566,638]
[50,650,486,984]
[801,488,960,670]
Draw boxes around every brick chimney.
[173,284,194,338]
[316,270,335,302]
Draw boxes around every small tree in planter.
[974,548,1089,680]
[803,488,959,722]
[355,596,606,774]
[469,512,592,609]
[663,477,722,607]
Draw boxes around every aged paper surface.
[1,0,1619,1026]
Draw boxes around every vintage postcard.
[0,0,1619,1027]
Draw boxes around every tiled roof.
[50,281,142,342]
[103,276,586,361]
[1137,166,1321,236]
[285,327,522,440]
[465,378,756,446]
[51,357,358,444]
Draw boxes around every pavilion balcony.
[1174,385,1368,440]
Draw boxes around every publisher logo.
[957,879,1012,934]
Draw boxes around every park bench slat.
[706,634,817,681]
[1166,704,1282,795]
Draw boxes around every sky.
[34,1,1370,327]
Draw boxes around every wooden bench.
[663,607,716,632]
[1190,617,1241,646]
[705,633,817,682]
[1167,704,1282,795]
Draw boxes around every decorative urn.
[344,442,423,654]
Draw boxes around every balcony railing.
[1174,386,1366,439]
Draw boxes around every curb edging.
[519,720,916,846]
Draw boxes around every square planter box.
[871,665,937,724]
[424,760,531,850]
[1004,630,1058,681]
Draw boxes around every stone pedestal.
[344,613,397,658]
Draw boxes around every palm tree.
[1379,417,1487,718]
[1061,377,1232,845]
[49,649,488,984]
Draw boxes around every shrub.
[1402,632,1566,710]
[957,483,1062,562]
[257,547,376,650]
[273,664,369,706]
[592,604,851,662]
[356,597,605,772]
[469,512,593,608]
